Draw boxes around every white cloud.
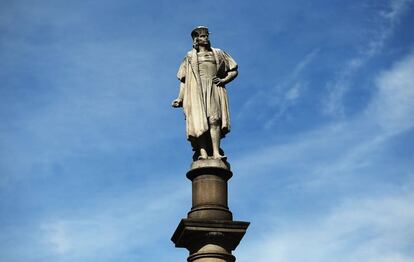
[311,52,414,184]
[385,0,413,21]
[323,0,413,117]
[0,27,178,187]
[285,82,301,101]
[233,50,414,262]
[44,222,72,255]
[39,179,189,260]
[235,51,414,183]
[238,49,318,129]
[239,189,414,262]
[291,49,320,78]
[367,51,414,133]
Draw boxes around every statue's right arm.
[172,57,187,108]
[172,82,184,108]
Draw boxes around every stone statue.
[172,26,238,161]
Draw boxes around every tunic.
[177,48,238,140]
[198,51,219,122]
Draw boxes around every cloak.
[177,48,238,140]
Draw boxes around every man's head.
[191,26,211,49]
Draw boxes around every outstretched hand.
[172,98,183,108]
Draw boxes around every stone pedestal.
[172,159,249,261]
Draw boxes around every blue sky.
[1,0,414,261]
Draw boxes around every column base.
[172,219,249,262]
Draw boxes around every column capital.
[187,159,232,181]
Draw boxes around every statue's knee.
[209,116,220,125]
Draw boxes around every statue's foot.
[198,155,208,160]
[213,154,227,161]
[198,148,208,160]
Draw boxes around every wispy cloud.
[367,49,414,133]
[235,51,414,181]
[239,188,414,262]
[1,2,413,262]
[0,15,179,187]
[323,0,413,117]
[1,178,189,261]
[232,50,414,262]
[237,49,319,127]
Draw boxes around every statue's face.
[195,33,210,46]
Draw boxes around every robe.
[176,47,238,141]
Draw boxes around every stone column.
[172,159,249,262]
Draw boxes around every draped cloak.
[176,48,238,141]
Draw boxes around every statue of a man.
[172,26,238,160]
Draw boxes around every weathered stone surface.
[172,26,238,161]
[187,159,232,220]
[172,219,249,262]
[189,159,231,173]
[187,159,232,180]
[172,158,249,260]
[171,26,249,262]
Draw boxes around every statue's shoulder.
[212,48,230,60]
[185,49,195,58]
[212,47,224,54]
[178,50,193,66]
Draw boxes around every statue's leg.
[198,135,208,160]
[209,117,225,159]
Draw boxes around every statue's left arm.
[222,70,238,85]
[212,49,238,86]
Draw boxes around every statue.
[172,26,238,161]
